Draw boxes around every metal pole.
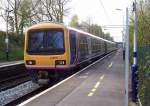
[122,11,127,60]
[125,8,129,106]
[132,0,138,102]
[5,9,9,61]
[133,0,138,65]
[122,31,125,60]
[122,10,125,61]
[115,9,125,60]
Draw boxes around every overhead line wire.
[98,0,112,25]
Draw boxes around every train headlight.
[26,60,36,65]
[55,60,66,65]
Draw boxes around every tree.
[69,15,79,28]
[30,0,70,23]
[80,17,93,32]
[104,33,113,41]
[80,19,105,38]
[129,1,150,105]
[0,0,71,45]
[8,16,14,32]
[89,24,103,37]
[129,0,150,45]
[69,15,113,40]
[0,0,27,38]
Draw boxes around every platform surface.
[0,60,23,66]
[22,49,125,106]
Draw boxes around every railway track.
[0,63,30,91]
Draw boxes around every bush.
[0,31,24,61]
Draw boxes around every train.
[24,22,116,84]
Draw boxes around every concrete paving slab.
[56,50,124,106]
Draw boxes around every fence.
[137,45,150,106]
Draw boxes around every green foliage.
[104,33,114,41]
[0,31,23,61]
[129,1,150,105]
[0,31,5,51]
[70,15,79,28]
[88,24,103,37]
[19,0,30,28]
[0,48,23,61]
[129,1,150,45]
[138,46,150,106]
[69,15,114,41]
[84,23,114,41]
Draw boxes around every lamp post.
[115,8,125,60]
[131,0,138,102]
[5,9,9,61]
[125,8,129,106]
[5,7,13,61]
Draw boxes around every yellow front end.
[24,54,69,69]
[24,23,70,70]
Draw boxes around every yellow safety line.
[88,92,94,96]
[108,62,113,68]
[94,82,100,89]
[99,75,105,81]
[91,88,96,92]
[87,74,105,97]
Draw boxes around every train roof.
[67,27,115,44]
[27,22,65,31]
[27,22,115,44]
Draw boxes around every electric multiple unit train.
[24,23,116,83]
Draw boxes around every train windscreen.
[27,29,65,55]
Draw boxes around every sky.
[0,0,133,42]
[64,0,133,42]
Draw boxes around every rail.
[0,62,30,91]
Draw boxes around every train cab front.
[24,24,70,84]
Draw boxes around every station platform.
[20,49,125,106]
[0,60,23,67]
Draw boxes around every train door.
[88,37,92,56]
[69,30,77,64]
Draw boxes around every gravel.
[0,81,40,106]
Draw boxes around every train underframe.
[28,51,114,85]
[27,60,91,85]
[28,68,72,84]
